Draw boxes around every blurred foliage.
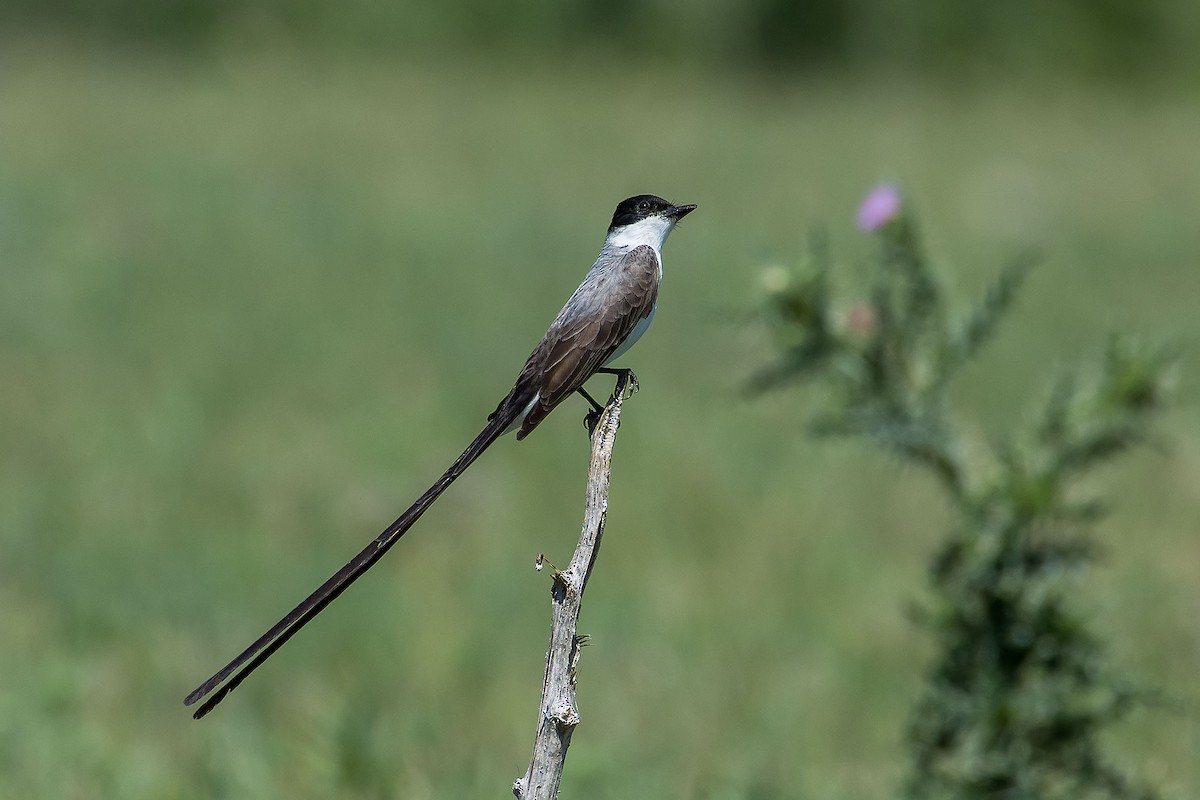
[751,190,1175,799]
[3,0,1200,80]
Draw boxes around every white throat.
[604,215,675,257]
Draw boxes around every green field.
[2,42,1197,798]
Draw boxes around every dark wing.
[517,245,659,437]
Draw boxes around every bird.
[185,194,696,718]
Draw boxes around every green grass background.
[2,42,1197,798]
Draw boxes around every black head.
[608,195,697,233]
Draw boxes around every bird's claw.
[622,370,639,398]
[584,407,603,437]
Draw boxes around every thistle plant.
[751,184,1173,800]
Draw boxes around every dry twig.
[513,372,635,799]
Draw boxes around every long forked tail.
[184,405,518,719]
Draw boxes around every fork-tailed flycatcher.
[185,194,696,718]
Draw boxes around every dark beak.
[669,203,698,220]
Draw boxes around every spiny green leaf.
[945,251,1038,379]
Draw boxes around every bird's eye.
[637,201,651,213]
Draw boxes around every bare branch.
[513,372,634,799]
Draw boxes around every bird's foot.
[584,407,603,437]
[598,367,639,399]
[576,386,606,437]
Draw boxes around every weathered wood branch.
[513,372,635,799]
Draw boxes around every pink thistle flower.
[856,183,902,232]
[846,303,878,337]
